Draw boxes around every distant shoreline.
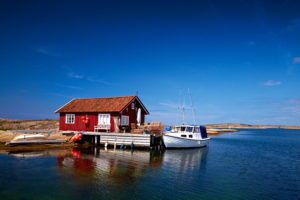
[205,123,300,130]
[1,118,299,129]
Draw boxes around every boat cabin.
[166,125,208,139]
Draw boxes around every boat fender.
[131,142,135,150]
[71,133,83,141]
[165,126,172,131]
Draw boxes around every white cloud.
[66,72,112,85]
[286,18,300,32]
[35,47,60,56]
[264,80,282,86]
[86,77,111,85]
[67,72,84,79]
[288,99,300,104]
[293,57,300,63]
[159,102,194,109]
[248,40,255,46]
[36,48,49,55]
[47,93,74,98]
[159,102,180,109]
[282,106,300,114]
[56,84,82,90]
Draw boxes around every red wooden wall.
[60,112,98,132]
[59,98,147,132]
[118,98,145,125]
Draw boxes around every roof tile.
[56,96,137,113]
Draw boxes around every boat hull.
[163,135,210,148]
[13,134,45,141]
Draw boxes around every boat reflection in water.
[57,147,165,184]
[163,148,208,173]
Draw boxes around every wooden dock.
[81,132,163,149]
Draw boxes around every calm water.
[1,129,300,200]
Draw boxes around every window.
[186,127,193,132]
[120,115,129,126]
[98,114,110,125]
[181,134,187,137]
[131,103,135,110]
[65,114,75,124]
[189,135,193,138]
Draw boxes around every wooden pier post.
[91,135,95,145]
[96,147,100,156]
[96,136,100,147]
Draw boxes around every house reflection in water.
[57,147,208,185]
[57,147,165,184]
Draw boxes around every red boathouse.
[55,96,149,132]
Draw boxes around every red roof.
[55,95,149,114]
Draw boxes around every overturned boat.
[12,134,45,140]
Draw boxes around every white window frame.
[65,114,75,124]
[131,102,135,110]
[98,114,110,125]
[120,115,129,126]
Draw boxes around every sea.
[0,129,300,200]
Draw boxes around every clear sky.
[1,0,300,125]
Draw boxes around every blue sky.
[0,0,300,125]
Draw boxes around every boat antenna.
[178,90,185,125]
[188,88,196,124]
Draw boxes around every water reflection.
[8,151,44,158]
[57,147,165,184]
[56,147,208,185]
[163,148,208,170]
[7,149,70,158]
[4,147,208,186]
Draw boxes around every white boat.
[163,125,210,148]
[12,134,45,141]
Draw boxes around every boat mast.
[188,88,196,124]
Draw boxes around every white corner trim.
[54,98,75,113]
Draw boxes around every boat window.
[186,127,193,132]
[194,127,200,133]
[189,135,193,138]
[180,127,186,132]
[181,135,187,137]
